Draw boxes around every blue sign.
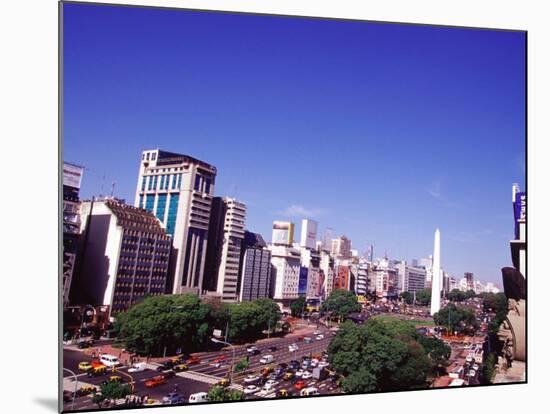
[298,266,308,295]
[514,192,526,239]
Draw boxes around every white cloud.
[279,204,327,218]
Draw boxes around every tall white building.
[319,251,335,299]
[203,197,246,302]
[300,247,321,299]
[331,235,352,259]
[134,149,217,294]
[396,261,427,294]
[300,219,318,249]
[269,245,301,301]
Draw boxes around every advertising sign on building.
[514,192,526,239]
[298,266,308,295]
[272,221,294,246]
[63,163,84,189]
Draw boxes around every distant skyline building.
[63,162,84,307]
[269,245,301,302]
[239,231,272,302]
[72,199,170,316]
[372,258,399,298]
[331,235,352,259]
[464,272,474,291]
[396,261,427,294]
[134,149,217,295]
[203,197,246,302]
[300,219,318,250]
[430,229,441,315]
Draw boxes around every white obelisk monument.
[430,228,441,315]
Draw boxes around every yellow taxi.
[173,364,188,372]
[78,361,93,372]
[217,378,231,387]
[277,389,290,398]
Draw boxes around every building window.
[145,194,155,213]
[204,177,211,194]
[152,152,157,161]
[139,194,144,208]
[166,193,179,236]
[156,194,167,223]
[146,153,150,161]
[194,175,201,191]
[152,175,158,190]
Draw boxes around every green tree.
[116,294,212,356]
[447,289,467,302]
[328,319,433,392]
[322,289,362,322]
[464,290,477,299]
[433,303,479,335]
[415,288,432,306]
[234,357,250,372]
[254,298,281,334]
[92,392,106,409]
[99,382,132,404]
[290,296,306,317]
[207,386,245,402]
[400,291,413,305]
[417,335,451,375]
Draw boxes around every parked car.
[162,392,186,405]
[188,392,208,403]
[145,375,166,388]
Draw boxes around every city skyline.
[63,3,526,286]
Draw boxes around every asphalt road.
[63,323,340,411]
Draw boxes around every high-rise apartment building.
[203,197,246,302]
[239,232,272,302]
[396,261,427,294]
[62,162,84,307]
[72,199,170,316]
[319,251,335,298]
[464,272,474,291]
[331,236,352,259]
[134,149,216,294]
[300,219,318,249]
[300,247,321,299]
[269,245,301,302]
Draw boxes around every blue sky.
[63,3,525,286]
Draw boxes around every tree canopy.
[207,386,245,402]
[327,319,439,392]
[415,288,432,306]
[290,296,306,317]
[447,289,467,302]
[433,303,479,335]
[400,291,413,305]
[322,289,362,321]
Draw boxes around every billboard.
[514,192,526,239]
[272,221,294,245]
[298,266,308,295]
[300,219,318,249]
[63,162,84,189]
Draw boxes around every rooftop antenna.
[99,174,106,198]
[110,181,116,198]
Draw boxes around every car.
[145,375,167,388]
[162,392,186,405]
[260,355,274,364]
[300,387,319,396]
[265,379,278,388]
[318,361,330,369]
[246,345,259,353]
[302,371,313,379]
[186,356,201,365]
[188,392,208,403]
[301,361,311,369]
[212,355,226,364]
[295,369,305,378]
[217,378,231,387]
[261,366,274,376]
[316,334,324,340]
[294,380,307,390]
[76,385,97,397]
[101,375,123,386]
[78,361,93,372]
[128,362,146,373]
[283,372,294,381]
[157,360,175,371]
[99,354,120,367]
[173,364,188,372]
[304,337,313,344]
[310,360,318,368]
[268,346,278,352]
[244,385,260,395]
[244,375,261,384]
[278,363,288,369]
[289,360,300,370]
[277,389,291,398]
[87,365,106,377]
[288,344,299,352]
[77,340,94,349]
[313,330,320,335]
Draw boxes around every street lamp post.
[63,368,78,412]
[211,337,235,384]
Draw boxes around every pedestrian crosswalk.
[176,370,220,385]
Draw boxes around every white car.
[302,371,313,380]
[316,334,324,340]
[247,346,259,353]
[244,375,260,384]
[244,385,260,395]
[128,362,146,373]
[265,380,278,388]
[318,361,330,368]
[288,344,299,352]
[99,354,120,368]
[295,369,305,378]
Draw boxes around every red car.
[187,356,201,365]
[145,375,166,388]
[297,336,305,341]
[212,355,226,364]
[294,380,307,390]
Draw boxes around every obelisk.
[430,228,441,315]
